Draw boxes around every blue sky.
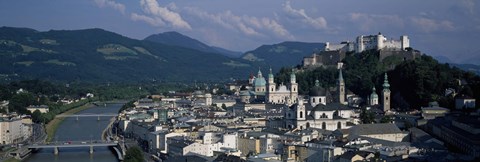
[1,0,479,64]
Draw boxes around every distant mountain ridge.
[450,63,480,76]
[0,26,253,82]
[144,31,243,58]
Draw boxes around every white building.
[265,68,298,105]
[356,33,409,53]
[0,116,31,145]
[286,101,354,131]
[348,123,407,142]
[168,132,238,157]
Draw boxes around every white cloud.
[131,13,165,27]
[283,1,327,30]
[94,0,126,14]
[459,0,475,15]
[184,7,293,39]
[349,13,404,32]
[410,17,454,33]
[134,0,191,30]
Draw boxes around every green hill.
[241,41,325,70]
[276,50,480,110]
[0,27,253,83]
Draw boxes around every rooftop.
[351,123,402,135]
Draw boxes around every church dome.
[309,80,326,96]
[309,86,326,96]
[253,77,266,87]
[370,87,378,99]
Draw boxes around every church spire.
[382,72,391,112]
[257,67,263,78]
[290,68,296,83]
[383,72,390,90]
[268,67,274,79]
[268,67,274,84]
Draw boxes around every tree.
[32,110,42,123]
[360,108,375,124]
[380,116,393,123]
[221,103,227,110]
[124,146,144,162]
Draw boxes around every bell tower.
[382,73,391,112]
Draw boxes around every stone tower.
[267,68,276,103]
[338,69,345,104]
[289,69,298,104]
[382,73,391,112]
[267,68,276,92]
[296,97,306,121]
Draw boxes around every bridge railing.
[55,114,118,118]
[33,140,118,146]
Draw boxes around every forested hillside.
[276,50,480,110]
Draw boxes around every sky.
[0,0,479,64]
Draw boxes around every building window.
[300,111,303,118]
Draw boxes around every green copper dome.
[370,87,378,99]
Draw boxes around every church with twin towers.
[248,65,392,130]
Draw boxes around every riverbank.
[102,117,116,141]
[45,103,94,142]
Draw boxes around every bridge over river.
[55,113,118,121]
[25,103,124,162]
[28,141,119,155]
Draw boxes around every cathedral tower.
[267,68,276,102]
[289,69,298,104]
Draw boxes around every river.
[25,103,122,162]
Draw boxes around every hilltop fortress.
[303,33,420,68]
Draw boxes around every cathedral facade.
[284,68,355,131]
[250,68,299,105]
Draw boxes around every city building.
[348,123,407,142]
[265,68,298,105]
[240,68,299,105]
[425,115,480,158]
[455,95,476,109]
[0,116,31,145]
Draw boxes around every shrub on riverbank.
[124,146,144,162]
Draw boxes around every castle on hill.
[303,33,419,68]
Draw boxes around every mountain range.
[0,26,476,83]
[144,31,243,58]
[0,27,254,83]
[0,27,329,83]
